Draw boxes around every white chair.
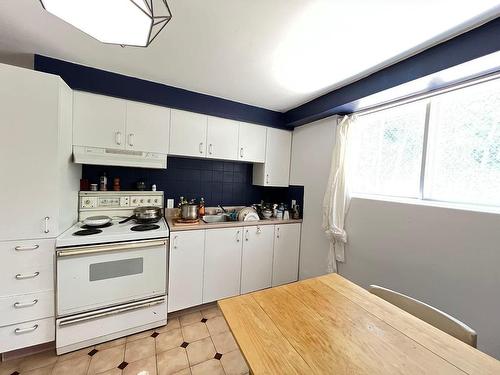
[368,285,477,348]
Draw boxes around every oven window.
[89,258,144,281]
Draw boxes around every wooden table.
[218,274,500,374]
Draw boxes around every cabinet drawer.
[0,290,54,327]
[0,239,55,268]
[0,239,54,297]
[0,317,54,353]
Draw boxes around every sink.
[202,214,230,223]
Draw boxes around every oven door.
[56,239,167,317]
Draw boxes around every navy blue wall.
[34,55,285,129]
[82,157,303,212]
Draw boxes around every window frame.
[349,72,500,213]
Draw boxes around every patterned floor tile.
[157,347,189,375]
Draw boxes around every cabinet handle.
[256,226,262,234]
[209,144,213,155]
[14,324,38,334]
[266,174,270,184]
[240,147,244,158]
[277,227,280,239]
[15,245,39,251]
[15,272,39,280]
[173,236,178,249]
[115,131,122,145]
[236,230,240,242]
[199,142,204,154]
[245,230,249,242]
[14,299,38,308]
[128,133,135,147]
[44,216,50,234]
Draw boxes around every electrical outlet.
[167,199,174,208]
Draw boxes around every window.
[349,76,500,209]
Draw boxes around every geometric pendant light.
[39,0,172,47]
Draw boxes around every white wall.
[340,197,500,359]
[290,116,337,279]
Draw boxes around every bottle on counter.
[113,177,120,191]
[198,197,205,217]
[99,172,107,191]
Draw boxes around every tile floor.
[0,304,249,375]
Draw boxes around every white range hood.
[73,146,167,169]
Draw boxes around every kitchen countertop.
[166,216,302,232]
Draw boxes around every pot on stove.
[119,206,162,224]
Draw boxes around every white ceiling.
[0,0,499,111]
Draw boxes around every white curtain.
[322,115,355,273]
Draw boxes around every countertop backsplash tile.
[82,157,304,212]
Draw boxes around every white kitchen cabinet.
[168,230,205,312]
[272,223,301,286]
[73,91,126,149]
[241,225,275,294]
[253,128,292,187]
[238,122,266,163]
[207,116,239,160]
[203,227,243,303]
[125,101,170,154]
[0,63,80,241]
[169,109,208,157]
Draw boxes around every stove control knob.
[147,199,151,203]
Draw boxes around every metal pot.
[119,206,162,224]
[181,204,198,220]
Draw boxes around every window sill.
[349,193,500,216]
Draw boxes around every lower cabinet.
[203,227,243,303]
[241,225,275,294]
[168,223,301,312]
[272,223,301,287]
[168,230,205,312]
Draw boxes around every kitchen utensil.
[82,215,112,227]
[238,207,258,221]
[181,204,199,220]
[262,209,273,219]
[119,206,162,224]
[243,212,260,221]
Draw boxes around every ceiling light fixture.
[39,0,172,47]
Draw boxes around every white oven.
[56,238,168,317]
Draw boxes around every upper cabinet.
[73,92,290,179]
[169,109,207,157]
[207,116,239,160]
[73,91,170,162]
[126,101,170,154]
[73,92,126,149]
[238,122,266,163]
[253,128,292,187]
[0,64,80,240]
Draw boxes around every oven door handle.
[56,239,167,258]
[58,297,165,327]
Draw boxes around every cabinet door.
[266,128,292,186]
[206,117,239,160]
[125,101,170,154]
[168,230,205,312]
[272,224,301,286]
[73,91,126,149]
[203,227,243,303]
[169,109,207,157]
[0,65,60,240]
[238,122,266,163]
[241,225,274,294]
